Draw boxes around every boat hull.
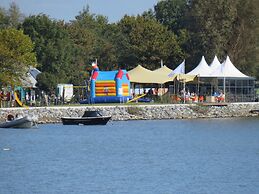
[61,116,111,125]
[0,116,37,128]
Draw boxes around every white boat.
[0,115,38,128]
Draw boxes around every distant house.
[21,67,41,88]
[16,67,41,104]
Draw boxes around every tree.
[8,2,24,28]
[186,0,238,64]
[184,0,258,76]
[0,2,24,29]
[118,15,184,70]
[71,7,118,71]
[21,15,77,92]
[227,0,258,77]
[154,0,188,34]
[0,28,36,86]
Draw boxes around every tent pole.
[223,77,226,102]
[183,81,186,104]
[198,76,200,97]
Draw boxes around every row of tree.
[0,0,258,93]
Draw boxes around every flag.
[174,60,185,74]
[168,70,175,78]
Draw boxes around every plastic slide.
[14,92,28,108]
[127,93,147,103]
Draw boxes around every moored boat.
[0,115,38,128]
[61,111,111,125]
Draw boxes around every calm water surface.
[0,118,259,194]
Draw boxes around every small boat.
[61,111,111,125]
[0,115,38,128]
[249,109,259,114]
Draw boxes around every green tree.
[154,0,188,34]
[186,0,237,64]
[71,7,118,71]
[185,0,258,76]
[0,2,24,29]
[0,7,9,28]
[21,15,77,92]
[0,28,36,86]
[118,15,184,70]
[227,0,258,77]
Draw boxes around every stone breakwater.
[0,103,259,124]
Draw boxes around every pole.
[160,59,163,99]
[223,77,226,102]
[183,81,186,104]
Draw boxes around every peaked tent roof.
[209,56,221,73]
[174,60,185,74]
[153,65,173,75]
[210,56,249,78]
[128,65,176,84]
[128,65,196,84]
[187,56,211,77]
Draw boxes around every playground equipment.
[127,93,147,103]
[14,92,28,108]
[84,63,132,103]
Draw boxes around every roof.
[128,65,173,84]
[187,56,211,76]
[128,65,196,84]
[210,56,249,78]
[21,67,41,88]
[209,56,221,73]
[153,65,173,75]
[29,67,41,79]
[187,55,250,78]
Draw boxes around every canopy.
[187,56,212,77]
[209,56,221,73]
[210,56,249,78]
[128,65,176,84]
[128,65,196,84]
[176,74,197,83]
[153,65,173,75]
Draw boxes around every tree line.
[0,0,258,94]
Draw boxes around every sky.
[1,0,158,23]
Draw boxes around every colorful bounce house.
[85,63,132,103]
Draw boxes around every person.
[217,91,225,102]
[148,88,153,95]
[199,95,204,102]
[7,114,14,121]
[25,92,30,104]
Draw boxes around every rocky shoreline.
[0,102,259,124]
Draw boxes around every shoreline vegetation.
[0,102,259,124]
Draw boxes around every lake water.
[0,118,259,194]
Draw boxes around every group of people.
[214,91,225,102]
[179,89,200,103]
[177,89,225,103]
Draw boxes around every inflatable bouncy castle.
[88,63,132,103]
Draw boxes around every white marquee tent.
[209,56,248,78]
[187,56,211,77]
[209,56,221,73]
[186,55,255,102]
[188,55,249,78]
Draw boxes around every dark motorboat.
[250,109,259,114]
[61,111,111,125]
[0,114,38,128]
